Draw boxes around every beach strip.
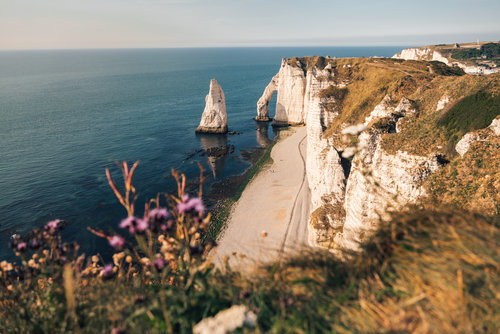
[214,126,310,269]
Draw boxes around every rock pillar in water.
[196,79,228,134]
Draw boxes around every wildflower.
[187,197,205,214]
[92,255,99,263]
[119,216,137,234]
[30,239,40,250]
[100,264,115,280]
[135,218,149,233]
[112,328,126,334]
[140,257,151,267]
[120,216,148,234]
[154,257,167,271]
[149,208,170,221]
[28,259,37,268]
[177,202,189,213]
[125,255,133,263]
[0,261,13,271]
[17,242,27,252]
[45,219,63,233]
[109,236,125,250]
[177,196,205,214]
[46,219,61,229]
[113,252,125,266]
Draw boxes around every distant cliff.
[257,55,500,252]
[393,42,500,75]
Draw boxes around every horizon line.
[0,44,421,52]
[2,40,495,52]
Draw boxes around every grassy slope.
[294,56,498,158]
[2,208,497,333]
[425,135,500,216]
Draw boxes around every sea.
[0,46,404,259]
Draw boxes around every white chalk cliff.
[196,79,228,134]
[256,58,308,126]
[393,47,500,75]
[257,57,448,252]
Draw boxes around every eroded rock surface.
[196,79,228,134]
[456,117,500,156]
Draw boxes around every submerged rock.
[196,79,228,134]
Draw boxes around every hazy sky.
[1,0,499,50]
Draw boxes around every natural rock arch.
[255,58,307,126]
[255,74,279,122]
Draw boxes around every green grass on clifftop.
[437,90,500,153]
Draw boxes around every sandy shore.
[214,126,310,270]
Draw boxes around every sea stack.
[195,79,228,134]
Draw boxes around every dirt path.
[214,127,310,270]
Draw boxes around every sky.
[0,0,499,50]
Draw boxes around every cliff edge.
[257,55,499,252]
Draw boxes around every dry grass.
[333,208,499,333]
[425,135,500,215]
[252,207,500,333]
[381,73,499,156]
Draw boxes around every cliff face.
[257,56,500,252]
[393,44,500,75]
[257,58,308,126]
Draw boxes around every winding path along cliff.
[214,127,310,268]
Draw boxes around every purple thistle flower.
[17,242,27,252]
[176,196,205,214]
[177,202,189,213]
[136,218,149,233]
[45,219,61,232]
[30,239,40,249]
[109,236,125,250]
[119,216,140,234]
[154,257,167,271]
[187,197,205,214]
[149,208,170,221]
[100,264,115,280]
[119,216,134,228]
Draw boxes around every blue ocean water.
[0,46,403,258]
